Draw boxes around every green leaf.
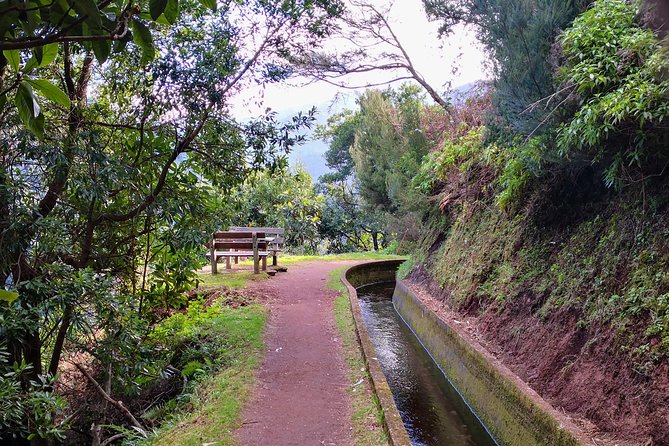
[0,94,6,109]
[113,39,128,54]
[3,50,20,72]
[163,0,179,24]
[131,19,155,64]
[39,43,59,67]
[15,82,44,134]
[150,0,168,20]
[71,0,102,27]
[199,0,216,11]
[33,46,44,65]
[0,290,19,303]
[92,39,111,64]
[15,82,40,122]
[23,57,38,73]
[26,79,71,108]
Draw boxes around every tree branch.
[73,362,145,433]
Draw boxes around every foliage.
[233,165,324,253]
[316,108,387,252]
[317,180,386,252]
[0,0,344,441]
[557,0,669,188]
[412,124,543,212]
[423,0,590,135]
[146,246,204,309]
[413,127,486,194]
[0,350,66,442]
[315,110,358,183]
[140,300,266,446]
[396,257,414,280]
[350,86,432,213]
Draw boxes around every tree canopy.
[0,0,343,442]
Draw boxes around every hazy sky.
[229,0,489,178]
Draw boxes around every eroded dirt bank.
[406,269,668,446]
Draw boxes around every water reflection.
[357,282,497,446]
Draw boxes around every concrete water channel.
[357,281,497,446]
[343,260,585,446]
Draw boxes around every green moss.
[418,184,669,363]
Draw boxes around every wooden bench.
[230,227,284,266]
[210,231,268,275]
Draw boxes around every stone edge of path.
[341,261,412,446]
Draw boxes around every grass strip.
[329,266,388,446]
[142,304,266,446]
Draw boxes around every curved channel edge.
[341,260,412,446]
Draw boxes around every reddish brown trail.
[236,261,354,446]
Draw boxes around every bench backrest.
[230,227,284,247]
[212,231,267,250]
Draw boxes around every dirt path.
[236,261,354,446]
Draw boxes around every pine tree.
[423,0,591,136]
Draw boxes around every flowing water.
[357,281,498,446]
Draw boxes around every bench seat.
[230,227,285,266]
[209,231,268,274]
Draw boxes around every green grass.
[141,304,266,446]
[196,270,270,288]
[202,252,404,275]
[328,266,388,446]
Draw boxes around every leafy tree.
[316,111,387,252]
[351,85,431,213]
[233,165,325,253]
[315,110,358,183]
[0,0,343,442]
[316,85,438,250]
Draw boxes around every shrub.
[557,0,669,188]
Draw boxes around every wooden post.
[226,256,231,269]
[262,256,267,271]
[211,234,217,275]
[253,233,259,274]
[272,251,277,266]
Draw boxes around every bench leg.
[272,253,277,266]
[226,257,231,269]
[234,256,239,264]
[253,233,259,274]
[211,246,217,275]
[262,256,267,271]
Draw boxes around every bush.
[557,0,669,188]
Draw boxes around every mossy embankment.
[407,173,669,445]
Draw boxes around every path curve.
[236,261,354,446]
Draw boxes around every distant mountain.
[288,137,330,180]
